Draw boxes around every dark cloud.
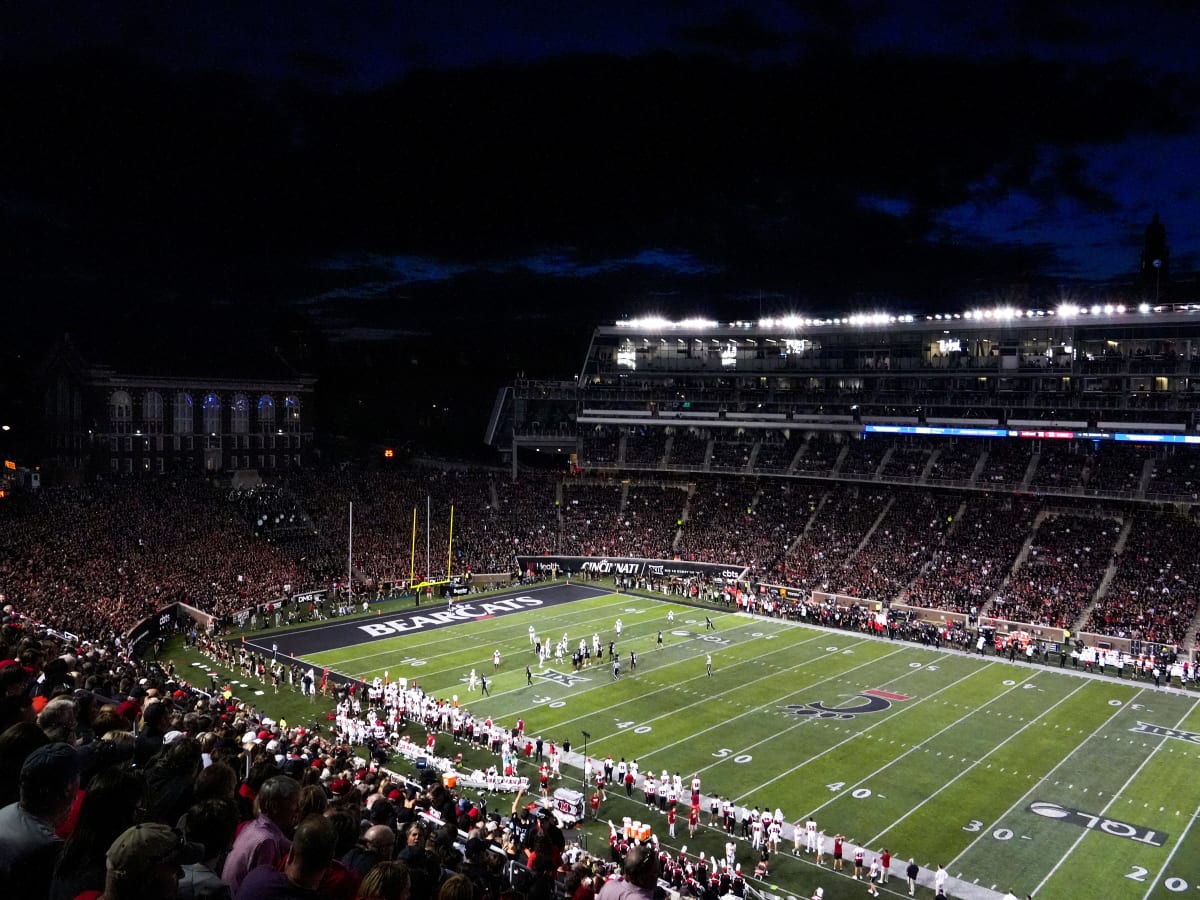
[1010,0,1097,45]
[1,9,1197,348]
[287,49,351,81]
[676,8,791,56]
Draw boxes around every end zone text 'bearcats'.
[356,595,545,638]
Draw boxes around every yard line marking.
[542,636,884,737]
[947,685,1147,869]
[865,676,1091,847]
[1142,800,1200,900]
[628,644,927,769]
[325,591,642,670]
[332,593,744,682]
[737,662,1019,805]
[699,652,966,784]
[1033,696,1200,897]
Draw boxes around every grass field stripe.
[945,685,1148,869]
[863,676,1091,847]
[242,580,611,646]
[477,631,823,716]
[789,663,1028,819]
[1032,695,1200,897]
[1141,801,1200,900]
[329,595,717,680]
[709,652,967,790]
[447,614,830,722]
[330,594,757,677]
[734,658,1003,804]
[311,592,646,671]
[627,644,921,771]
[533,636,882,740]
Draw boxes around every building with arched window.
[36,336,316,477]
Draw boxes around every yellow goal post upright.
[407,497,455,595]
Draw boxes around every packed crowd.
[1028,444,1094,490]
[832,492,957,602]
[1084,511,1200,645]
[923,442,983,484]
[904,498,1038,613]
[5,459,1200,645]
[879,445,932,479]
[766,487,890,589]
[621,430,668,468]
[1082,443,1152,494]
[749,433,801,473]
[977,441,1033,485]
[0,611,690,900]
[790,437,842,476]
[0,480,306,641]
[667,431,710,469]
[707,437,754,472]
[990,514,1120,628]
[836,439,889,477]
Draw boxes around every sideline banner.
[127,603,179,649]
[515,555,747,581]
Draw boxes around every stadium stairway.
[968,447,988,486]
[1018,450,1039,492]
[1137,456,1155,499]
[745,439,762,472]
[784,441,806,476]
[1072,516,1133,634]
[918,447,939,484]
[874,445,895,478]
[786,490,831,556]
[849,495,896,562]
[898,498,970,604]
[829,443,851,476]
[979,508,1047,618]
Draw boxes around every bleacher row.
[580,429,1200,500]
[4,453,1200,649]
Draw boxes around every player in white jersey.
[806,816,819,853]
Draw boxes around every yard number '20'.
[1126,867,1191,892]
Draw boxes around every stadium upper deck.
[578,303,1200,432]
[490,301,1200,488]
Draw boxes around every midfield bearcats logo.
[535,669,590,687]
[785,689,911,720]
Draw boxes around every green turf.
[170,592,1200,899]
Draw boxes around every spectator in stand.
[234,814,336,899]
[221,775,302,892]
[49,765,147,900]
[101,822,204,900]
[596,843,659,900]
[357,860,412,900]
[179,798,239,900]
[0,742,80,900]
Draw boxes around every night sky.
[2,2,1198,446]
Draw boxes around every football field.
[253,583,1200,900]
